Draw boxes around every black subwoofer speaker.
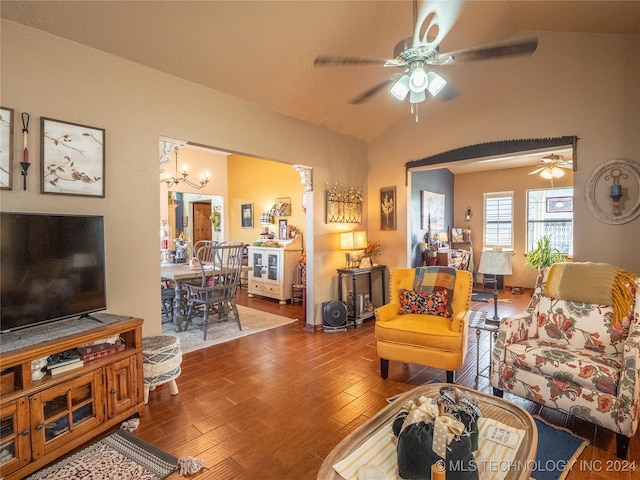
[322,301,348,331]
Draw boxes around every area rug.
[531,416,589,480]
[162,304,297,354]
[26,430,177,480]
[472,291,493,302]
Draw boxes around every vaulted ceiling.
[2,1,639,142]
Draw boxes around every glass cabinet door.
[30,370,104,458]
[0,399,30,475]
[252,252,264,278]
[267,253,279,281]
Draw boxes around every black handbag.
[392,386,482,480]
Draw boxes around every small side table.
[468,312,499,389]
[337,265,386,328]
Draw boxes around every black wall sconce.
[465,207,472,222]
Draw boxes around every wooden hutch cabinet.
[248,235,303,305]
[0,314,144,480]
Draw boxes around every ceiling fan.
[314,0,538,120]
[528,154,573,185]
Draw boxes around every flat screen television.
[1,212,107,333]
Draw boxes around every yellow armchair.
[374,268,473,383]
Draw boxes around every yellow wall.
[227,155,306,245]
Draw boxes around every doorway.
[192,202,212,246]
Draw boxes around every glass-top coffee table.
[318,383,538,480]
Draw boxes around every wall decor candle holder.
[605,168,627,216]
[20,161,30,191]
[585,159,640,224]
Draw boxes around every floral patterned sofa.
[490,263,639,459]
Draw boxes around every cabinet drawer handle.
[35,423,44,431]
[110,388,117,395]
[21,429,29,436]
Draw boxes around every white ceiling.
[2,1,639,144]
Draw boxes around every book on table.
[77,342,126,362]
[49,359,84,375]
[46,349,82,369]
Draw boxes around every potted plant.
[525,235,565,269]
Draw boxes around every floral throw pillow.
[399,289,451,318]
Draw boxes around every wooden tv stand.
[0,314,144,479]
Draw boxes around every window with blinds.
[484,192,513,249]
[526,188,573,255]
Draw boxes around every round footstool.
[142,335,182,404]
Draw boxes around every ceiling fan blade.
[413,0,463,49]
[528,167,546,175]
[348,78,395,105]
[314,55,393,67]
[439,37,538,64]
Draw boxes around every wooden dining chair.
[183,242,244,340]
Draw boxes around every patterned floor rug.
[26,430,177,480]
[532,416,589,480]
[162,304,297,354]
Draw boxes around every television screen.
[1,213,106,333]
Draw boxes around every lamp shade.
[259,212,272,225]
[426,70,447,96]
[478,251,513,276]
[389,74,410,101]
[353,231,368,250]
[438,232,448,243]
[339,232,354,250]
[340,231,367,250]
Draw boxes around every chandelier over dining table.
[161,148,210,189]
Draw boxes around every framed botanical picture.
[0,107,14,190]
[421,190,445,231]
[41,117,105,197]
[380,186,396,231]
[241,203,253,228]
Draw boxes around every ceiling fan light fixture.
[426,70,446,96]
[389,74,410,101]
[409,66,428,93]
[540,166,565,179]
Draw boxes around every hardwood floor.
[137,287,639,480]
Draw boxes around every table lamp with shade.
[340,231,367,268]
[478,251,512,324]
[438,231,449,249]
